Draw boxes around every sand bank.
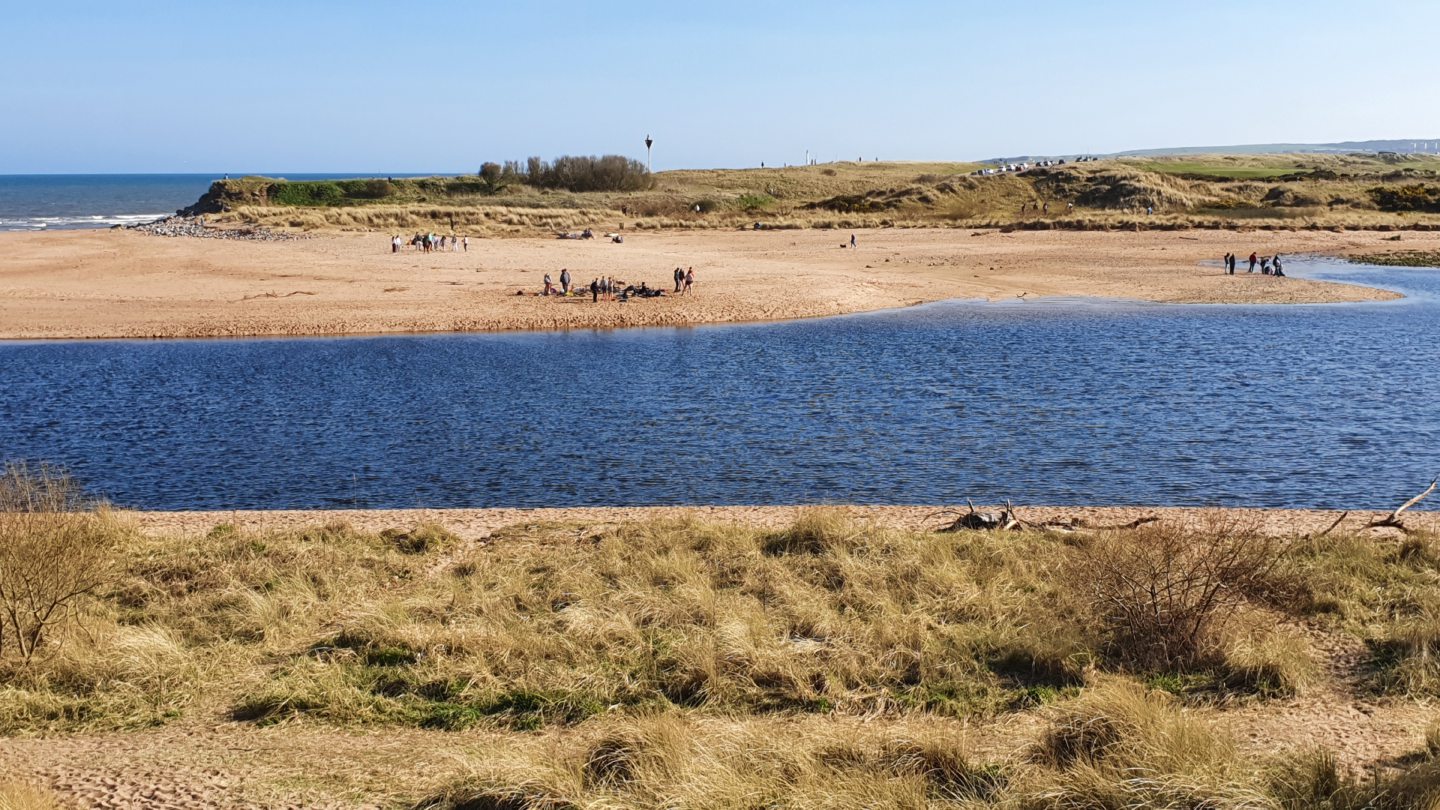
[131,504,1436,540]
[0,228,1427,340]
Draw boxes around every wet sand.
[0,227,1426,340]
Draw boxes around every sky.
[3,0,1439,173]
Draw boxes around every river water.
[0,258,1435,511]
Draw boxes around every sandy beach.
[131,503,1436,540]
[0,227,1428,340]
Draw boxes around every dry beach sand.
[0,227,1429,340]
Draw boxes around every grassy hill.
[189,154,1440,235]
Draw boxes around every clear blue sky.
[4,0,1438,173]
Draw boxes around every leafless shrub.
[1068,515,1283,670]
[0,462,119,664]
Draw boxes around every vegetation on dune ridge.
[3,464,1440,804]
[1349,249,1440,268]
[182,153,1440,235]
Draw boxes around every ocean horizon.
[0,172,455,231]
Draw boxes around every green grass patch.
[1137,160,1310,179]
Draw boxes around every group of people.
[1222,252,1285,276]
[392,233,467,253]
[671,266,695,295]
[538,266,695,302]
[1018,201,1075,215]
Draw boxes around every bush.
[1370,184,1440,213]
[269,181,344,206]
[1068,517,1282,670]
[337,179,394,200]
[511,155,654,192]
[0,463,119,664]
[479,162,508,194]
[735,194,774,212]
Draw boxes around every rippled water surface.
[0,259,1436,510]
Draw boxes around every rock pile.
[126,216,309,242]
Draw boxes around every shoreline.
[0,228,1429,341]
[131,504,1439,539]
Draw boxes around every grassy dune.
[3,474,1440,806]
[194,154,1440,235]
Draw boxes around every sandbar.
[0,227,1429,340]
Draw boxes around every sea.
[0,173,431,231]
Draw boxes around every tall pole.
[645,134,654,172]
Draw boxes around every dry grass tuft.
[0,782,62,810]
[419,714,1006,809]
[1217,612,1317,697]
[1269,747,1440,809]
[1029,678,1271,808]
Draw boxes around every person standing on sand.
[850,233,857,249]
[462,236,469,252]
[1247,252,1258,273]
[683,267,695,295]
[543,273,554,296]
[590,278,600,303]
[560,268,571,295]
[1274,254,1285,277]
[674,267,684,293]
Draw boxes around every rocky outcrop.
[127,216,309,241]
[176,178,278,217]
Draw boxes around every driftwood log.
[1363,477,1438,534]
[933,502,1159,534]
[1310,511,1350,540]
